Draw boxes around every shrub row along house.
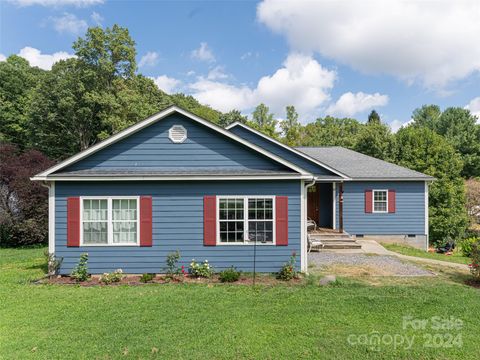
[32,106,433,274]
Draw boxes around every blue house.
[32,106,433,274]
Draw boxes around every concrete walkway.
[356,240,469,271]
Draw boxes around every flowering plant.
[189,259,214,278]
[100,269,124,284]
[277,252,298,280]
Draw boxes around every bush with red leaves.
[0,144,55,246]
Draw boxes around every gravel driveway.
[309,252,433,276]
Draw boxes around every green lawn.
[1,248,480,359]
[382,243,471,265]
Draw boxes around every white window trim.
[216,195,276,246]
[80,196,140,246]
[372,189,389,214]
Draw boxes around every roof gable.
[226,122,348,179]
[33,107,310,180]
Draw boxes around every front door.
[307,184,319,224]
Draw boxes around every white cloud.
[150,75,181,94]
[18,46,75,70]
[139,51,159,68]
[90,11,103,26]
[10,0,103,7]
[326,92,389,117]
[190,80,255,112]
[50,13,88,34]
[191,42,215,63]
[189,53,336,119]
[257,0,480,88]
[0,54,6,62]
[465,97,480,121]
[206,66,228,80]
[390,119,414,133]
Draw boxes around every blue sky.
[1,0,479,130]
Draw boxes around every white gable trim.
[33,106,311,179]
[226,122,349,179]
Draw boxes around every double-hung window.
[81,197,139,246]
[218,196,275,244]
[373,190,388,213]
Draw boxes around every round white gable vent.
[168,125,187,143]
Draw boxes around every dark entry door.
[307,184,319,223]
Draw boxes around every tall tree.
[73,25,137,84]
[355,123,395,161]
[0,144,54,246]
[218,109,248,128]
[367,110,381,125]
[0,55,44,148]
[281,105,302,146]
[435,107,480,178]
[252,103,277,137]
[170,93,222,124]
[394,126,468,245]
[28,26,171,158]
[300,116,362,148]
[411,104,441,130]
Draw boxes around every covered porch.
[306,182,360,251]
[307,181,343,232]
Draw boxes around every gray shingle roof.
[295,147,434,180]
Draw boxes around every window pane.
[220,199,226,208]
[83,221,108,244]
[265,210,273,220]
[220,232,228,242]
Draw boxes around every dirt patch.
[464,279,480,289]
[320,264,400,277]
[37,274,304,287]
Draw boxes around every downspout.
[302,177,316,273]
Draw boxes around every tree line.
[1,25,479,247]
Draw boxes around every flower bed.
[39,273,304,286]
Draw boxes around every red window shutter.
[365,190,373,213]
[388,190,396,213]
[140,196,153,247]
[275,196,288,246]
[67,197,80,247]
[204,196,216,246]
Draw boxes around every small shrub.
[140,273,155,283]
[100,269,124,284]
[459,237,480,257]
[71,253,89,282]
[468,243,480,281]
[189,259,213,278]
[277,252,298,281]
[219,267,241,282]
[44,249,63,276]
[165,250,180,277]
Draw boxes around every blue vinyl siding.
[55,180,301,274]
[336,181,426,235]
[63,114,289,172]
[228,126,335,176]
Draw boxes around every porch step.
[309,232,362,250]
[309,234,352,241]
[321,241,362,250]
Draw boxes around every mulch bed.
[464,279,480,289]
[37,274,304,286]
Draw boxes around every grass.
[382,243,471,265]
[1,248,480,359]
